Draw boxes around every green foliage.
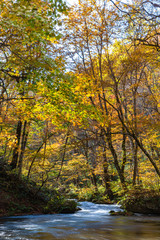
[67,184,111,203]
[78,186,97,201]
[109,180,125,201]
[67,183,97,201]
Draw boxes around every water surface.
[0,201,160,240]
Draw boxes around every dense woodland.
[0,0,160,213]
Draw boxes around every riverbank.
[120,187,160,215]
[0,173,51,217]
[0,166,78,217]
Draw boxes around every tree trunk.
[27,133,54,180]
[121,127,127,175]
[133,142,138,185]
[104,127,127,189]
[18,121,29,177]
[10,120,22,169]
[102,138,114,200]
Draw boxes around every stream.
[0,201,160,240]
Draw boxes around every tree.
[109,0,160,50]
[63,0,128,191]
[0,0,67,177]
[63,0,160,192]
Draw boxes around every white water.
[0,202,160,240]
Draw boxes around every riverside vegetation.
[0,163,160,217]
[0,164,79,217]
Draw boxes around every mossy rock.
[121,188,160,214]
[43,198,79,214]
[109,210,134,216]
[59,200,80,213]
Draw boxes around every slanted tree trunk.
[56,131,69,180]
[27,133,55,180]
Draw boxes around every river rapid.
[0,201,160,240]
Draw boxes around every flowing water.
[0,201,160,240]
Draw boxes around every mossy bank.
[0,165,79,217]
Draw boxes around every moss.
[43,197,79,214]
[121,188,160,214]
[59,200,79,213]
